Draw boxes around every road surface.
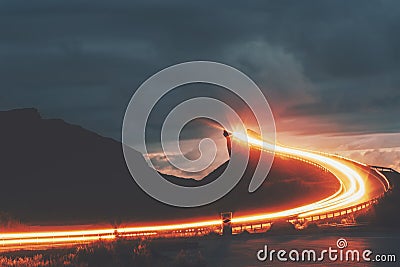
[0,131,390,251]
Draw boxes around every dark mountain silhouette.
[0,108,339,225]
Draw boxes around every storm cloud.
[1,0,399,174]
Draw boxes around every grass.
[0,238,207,267]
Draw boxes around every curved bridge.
[0,132,393,251]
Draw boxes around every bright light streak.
[0,235,115,246]
[371,168,391,190]
[0,130,387,250]
[0,220,220,240]
[231,131,366,221]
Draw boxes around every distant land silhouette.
[0,108,342,225]
[357,169,400,229]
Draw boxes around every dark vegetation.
[357,170,400,228]
[0,238,207,267]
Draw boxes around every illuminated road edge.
[0,132,390,250]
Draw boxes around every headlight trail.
[230,131,366,223]
[0,131,388,250]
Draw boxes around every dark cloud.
[1,0,399,141]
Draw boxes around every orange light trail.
[230,131,366,221]
[0,131,387,250]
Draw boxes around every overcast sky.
[1,0,400,176]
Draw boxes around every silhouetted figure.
[223,130,232,157]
